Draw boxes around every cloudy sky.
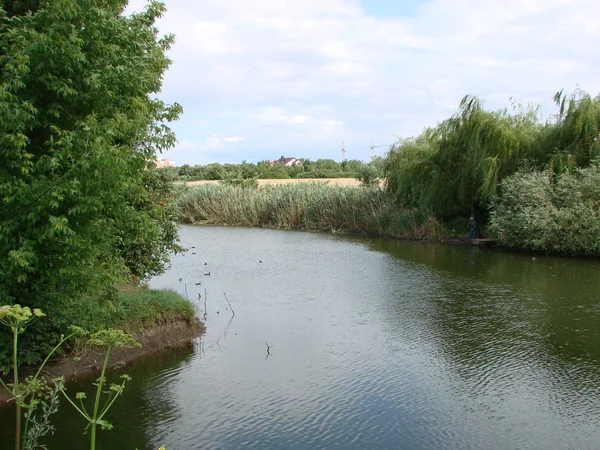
[126,0,600,166]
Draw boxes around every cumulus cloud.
[127,0,600,164]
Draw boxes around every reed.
[175,183,443,240]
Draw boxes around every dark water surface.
[2,225,600,449]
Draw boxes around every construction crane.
[369,141,392,159]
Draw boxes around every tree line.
[156,157,386,185]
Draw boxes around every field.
[180,178,363,187]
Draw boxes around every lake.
[2,225,600,449]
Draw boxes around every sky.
[126,0,600,166]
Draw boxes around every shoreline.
[0,317,205,406]
[183,222,600,259]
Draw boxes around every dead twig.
[223,291,235,316]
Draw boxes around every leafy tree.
[178,164,193,177]
[357,164,380,187]
[385,88,599,226]
[0,0,182,365]
[341,159,365,175]
[386,95,542,218]
[314,159,339,171]
[538,89,600,173]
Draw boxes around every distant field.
[181,178,363,187]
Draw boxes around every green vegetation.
[1,304,144,450]
[156,157,386,183]
[0,305,79,450]
[489,165,600,254]
[385,89,600,254]
[70,286,196,337]
[57,329,139,450]
[175,88,600,256]
[176,183,444,240]
[0,1,187,370]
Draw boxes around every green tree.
[0,0,182,366]
[386,95,542,218]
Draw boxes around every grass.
[66,285,196,337]
[175,183,445,240]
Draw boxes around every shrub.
[489,165,600,254]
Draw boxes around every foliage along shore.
[384,89,600,255]
[172,87,600,257]
[173,163,600,257]
[176,183,446,240]
[0,1,193,372]
[0,286,204,405]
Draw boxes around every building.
[271,156,302,166]
[155,158,176,168]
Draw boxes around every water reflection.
[1,226,599,449]
[0,347,195,449]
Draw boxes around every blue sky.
[127,0,600,166]
[360,0,428,17]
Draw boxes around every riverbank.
[0,287,205,406]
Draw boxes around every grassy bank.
[70,286,197,335]
[0,286,200,376]
[176,183,445,240]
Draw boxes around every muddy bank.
[0,318,205,405]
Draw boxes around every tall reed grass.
[175,183,444,240]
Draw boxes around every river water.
[2,225,600,449]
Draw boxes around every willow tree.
[0,0,182,367]
[536,89,600,174]
[386,95,543,218]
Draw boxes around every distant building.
[271,156,302,166]
[155,158,176,168]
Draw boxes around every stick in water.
[223,291,235,316]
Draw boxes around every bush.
[489,165,600,254]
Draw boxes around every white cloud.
[206,134,245,146]
[127,0,600,164]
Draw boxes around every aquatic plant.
[175,183,443,240]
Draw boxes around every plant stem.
[21,409,31,450]
[13,327,20,450]
[22,333,74,450]
[90,345,112,450]
[33,332,72,381]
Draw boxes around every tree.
[386,95,542,218]
[0,0,182,365]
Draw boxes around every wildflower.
[0,304,45,330]
[88,329,141,348]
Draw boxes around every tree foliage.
[385,89,600,219]
[160,157,383,181]
[0,0,182,365]
[386,95,542,218]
